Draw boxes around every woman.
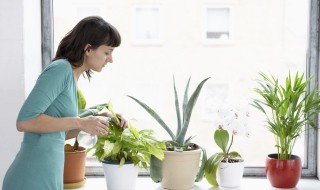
[2,16,127,190]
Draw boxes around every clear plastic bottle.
[77,117,111,148]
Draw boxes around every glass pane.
[53,0,309,169]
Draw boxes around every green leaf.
[176,77,210,144]
[150,155,163,183]
[173,76,182,137]
[214,129,229,153]
[228,151,241,158]
[204,153,224,187]
[77,88,86,110]
[127,95,176,141]
[195,146,207,182]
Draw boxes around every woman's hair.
[54,16,121,79]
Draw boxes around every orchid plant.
[204,102,250,187]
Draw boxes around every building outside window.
[51,0,315,177]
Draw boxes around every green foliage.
[77,88,86,110]
[87,103,166,170]
[204,129,242,187]
[128,76,210,182]
[252,72,320,159]
[128,76,210,148]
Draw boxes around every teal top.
[3,59,78,190]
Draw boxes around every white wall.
[0,0,41,188]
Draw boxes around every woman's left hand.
[99,112,129,129]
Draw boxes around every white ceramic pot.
[102,159,139,190]
[217,160,244,188]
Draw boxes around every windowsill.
[66,176,320,190]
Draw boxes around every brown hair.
[54,16,121,79]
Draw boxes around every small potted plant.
[251,72,320,188]
[128,76,210,190]
[204,103,250,188]
[63,89,107,189]
[87,102,165,190]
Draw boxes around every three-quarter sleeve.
[17,60,73,121]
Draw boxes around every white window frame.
[203,5,233,45]
[44,0,319,177]
[131,5,163,45]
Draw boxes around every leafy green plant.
[251,72,320,160]
[87,103,166,170]
[204,128,242,187]
[205,103,249,187]
[128,76,210,182]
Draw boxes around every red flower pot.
[266,154,301,188]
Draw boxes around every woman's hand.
[79,116,109,136]
[99,112,129,129]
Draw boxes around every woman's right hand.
[79,116,109,136]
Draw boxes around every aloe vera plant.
[128,76,210,182]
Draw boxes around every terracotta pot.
[64,146,86,185]
[161,149,201,190]
[266,153,301,188]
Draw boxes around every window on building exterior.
[205,7,231,43]
[51,0,316,177]
[132,6,162,44]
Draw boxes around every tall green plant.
[128,76,210,182]
[251,72,320,159]
[128,76,210,148]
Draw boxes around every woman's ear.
[84,44,92,53]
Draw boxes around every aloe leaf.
[195,146,207,182]
[176,77,210,144]
[150,155,162,183]
[183,76,191,122]
[173,76,182,136]
[127,95,176,141]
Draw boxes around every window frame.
[42,0,319,177]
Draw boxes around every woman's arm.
[66,129,80,140]
[17,114,109,135]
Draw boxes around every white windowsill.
[66,176,320,190]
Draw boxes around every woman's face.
[84,44,114,72]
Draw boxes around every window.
[47,0,318,177]
[132,5,162,45]
[204,6,232,44]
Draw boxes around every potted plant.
[204,103,249,188]
[87,102,166,190]
[128,76,210,190]
[63,89,106,189]
[251,72,320,188]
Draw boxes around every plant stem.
[226,134,234,157]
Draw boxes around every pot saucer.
[64,177,86,189]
